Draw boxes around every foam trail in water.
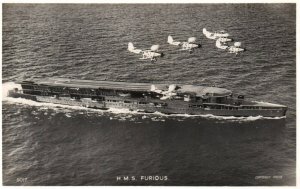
[2,82,22,99]
[2,82,285,122]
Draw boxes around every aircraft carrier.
[8,78,287,117]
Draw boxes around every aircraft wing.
[168,41,181,46]
[129,48,143,54]
[160,95,171,100]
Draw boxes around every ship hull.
[8,91,287,117]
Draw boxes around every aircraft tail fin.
[150,85,156,91]
[167,35,174,44]
[128,42,135,51]
[128,42,142,54]
[234,42,241,47]
[168,35,181,46]
[168,84,176,92]
[188,37,196,43]
[150,45,160,51]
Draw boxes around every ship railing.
[203,103,240,108]
[203,103,284,111]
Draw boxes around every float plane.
[128,42,164,62]
[151,84,178,100]
[228,42,246,55]
[167,35,201,53]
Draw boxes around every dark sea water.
[2,4,296,186]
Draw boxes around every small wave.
[8,146,25,157]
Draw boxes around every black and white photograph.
[2,2,297,186]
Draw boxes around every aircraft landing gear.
[151,58,157,63]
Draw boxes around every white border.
[1,1,298,188]
[1,0,299,3]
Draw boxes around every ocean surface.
[2,4,296,186]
